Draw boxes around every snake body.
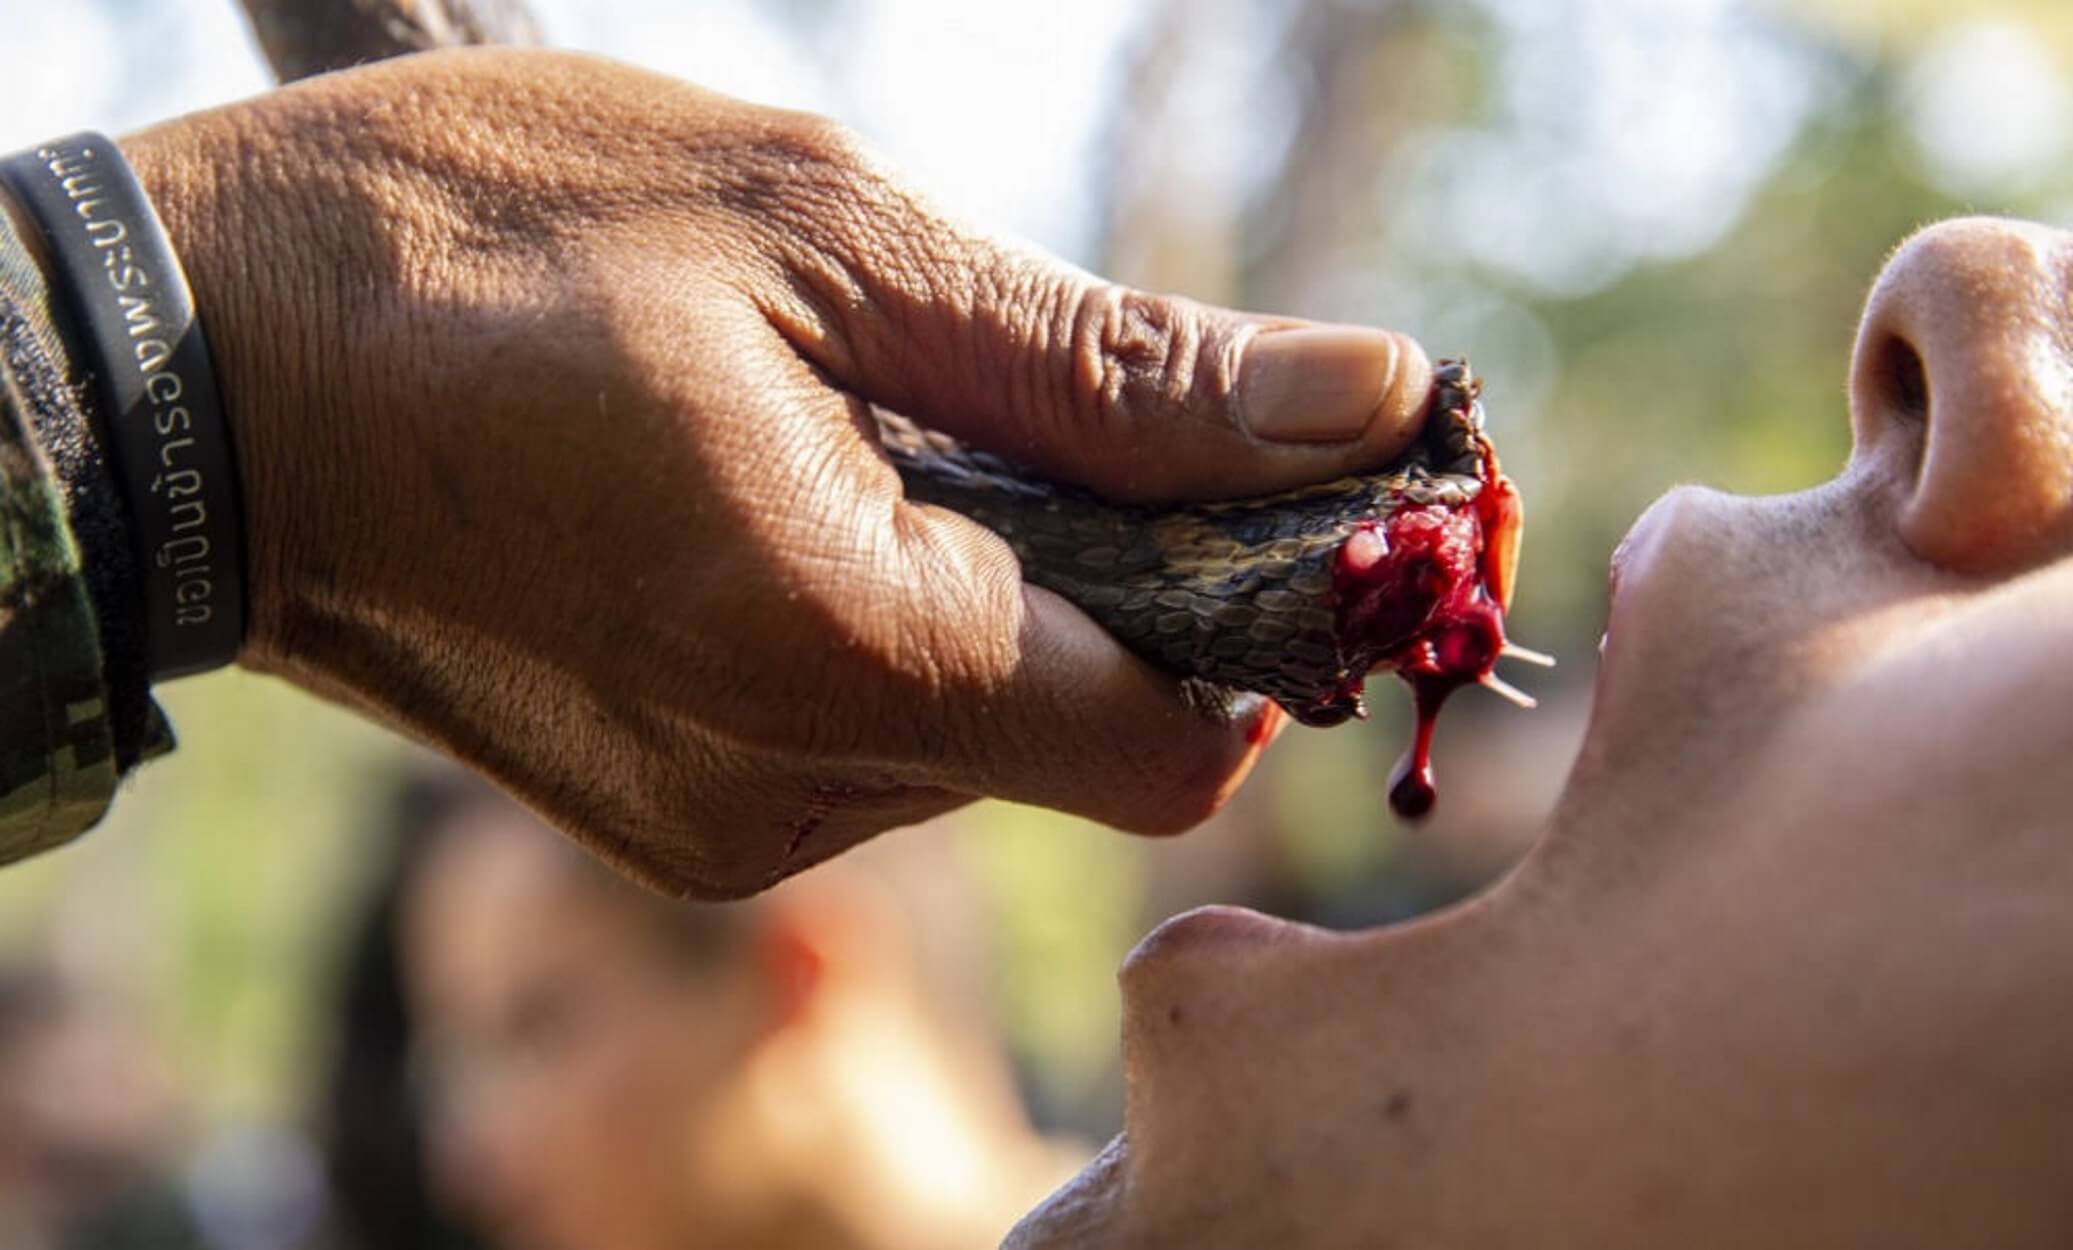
[880,361,1497,728]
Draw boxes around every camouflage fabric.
[0,357,120,859]
[0,196,172,864]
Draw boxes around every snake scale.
[878,359,1538,819]
[237,5,1532,818]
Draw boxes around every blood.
[1245,702,1285,748]
[1320,493,1516,823]
[1386,686,1442,819]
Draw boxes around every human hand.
[123,48,1434,896]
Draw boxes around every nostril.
[1873,334,1930,425]
[1857,216,2073,572]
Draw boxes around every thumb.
[786,215,1432,501]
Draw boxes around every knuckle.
[1062,285,1211,493]
[1067,285,1146,428]
[762,107,870,171]
[710,109,880,244]
[1097,287,1202,412]
[726,114,962,369]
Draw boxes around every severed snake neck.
[881,358,1545,821]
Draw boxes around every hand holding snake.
[124,48,1488,896]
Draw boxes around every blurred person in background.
[0,968,203,1250]
[9,7,2073,1248]
[320,768,1076,1250]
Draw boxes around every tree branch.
[235,0,538,84]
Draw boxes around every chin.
[1003,1135,1130,1249]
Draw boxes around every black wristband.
[0,133,245,680]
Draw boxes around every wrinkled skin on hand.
[120,49,1435,896]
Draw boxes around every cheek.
[505,1001,739,1236]
[600,982,771,1193]
[581,1007,733,1155]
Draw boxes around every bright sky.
[1410,0,1837,297]
[0,1,2064,291]
[1903,18,2073,196]
[0,0,1139,264]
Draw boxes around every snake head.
[879,350,1542,818]
[1323,362,1543,819]
[1439,356,1522,616]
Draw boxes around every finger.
[758,142,1433,502]
[985,585,1286,834]
[884,500,1285,835]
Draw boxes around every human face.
[1009,217,2073,1249]
[403,807,767,1250]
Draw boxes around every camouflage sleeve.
[0,359,126,858]
[0,200,174,864]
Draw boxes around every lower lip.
[1601,492,1682,657]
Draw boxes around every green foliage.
[959,804,1141,1126]
[7,0,2070,1146]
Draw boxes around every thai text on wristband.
[0,132,245,680]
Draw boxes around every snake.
[878,359,1543,819]
[236,10,1536,819]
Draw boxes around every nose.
[1850,217,2073,572]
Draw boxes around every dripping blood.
[1327,495,1515,822]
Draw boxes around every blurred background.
[1,0,2068,1245]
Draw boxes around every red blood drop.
[1387,753,1436,820]
[1386,674,1457,822]
[1325,504,1508,821]
[1315,403,1527,823]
